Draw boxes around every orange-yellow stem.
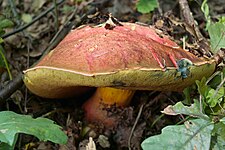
[83,87,135,127]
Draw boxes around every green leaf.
[0,143,14,150]
[208,22,225,53]
[162,101,209,120]
[0,16,14,37]
[206,87,224,107]
[141,119,214,150]
[0,18,14,30]
[211,134,225,150]
[201,0,209,19]
[136,0,158,14]
[0,111,68,146]
[21,14,32,24]
[201,0,211,29]
[0,134,17,149]
[196,77,209,98]
[0,38,3,44]
[219,17,225,24]
[220,118,225,124]
[62,5,75,14]
[182,87,192,105]
[211,120,225,149]
[195,73,225,108]
[0,30,5,37]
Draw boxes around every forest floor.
[0,0,225,149]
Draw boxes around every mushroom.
[23,19,216,127]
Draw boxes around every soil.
[0,0,224,149]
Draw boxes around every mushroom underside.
[24,61,216,98]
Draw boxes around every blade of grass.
[0,45,12,80]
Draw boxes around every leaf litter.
[0,0,225,149]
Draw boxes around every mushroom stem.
[83,87,135,127]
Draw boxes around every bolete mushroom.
[23,19,216,127]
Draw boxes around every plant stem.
[0,45,12,80]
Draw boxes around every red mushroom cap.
[23,22,216,98]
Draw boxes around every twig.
[2,0,65,39]
[213,77,225,100]
[178,0,212,57]
[128,104,144,150]
[53,0,59,31]
[151,113,164,128]
[24,39,32,112]
[178,0,203,40]
[206,71,221,85]
[0,73,23,103]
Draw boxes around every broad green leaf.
[211,121,225,149]
[0,142,14,150]
[0,111,67,146]
[136,0,158,14]
[0,134,17,150]
[208,22,225,53]
[211,134,225,150]
[162,101,209,120]
[141,119,214,150]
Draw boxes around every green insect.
[176,58,193,79]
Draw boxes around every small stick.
[2,0,64,39]
[0,73,23,103]
[178,0,212,56]
[128,104,144,150]
[178,0,203,40]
